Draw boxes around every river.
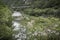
[12,11,26,40]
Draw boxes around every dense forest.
[0,0,60,40]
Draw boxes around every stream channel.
[12,11,26,40]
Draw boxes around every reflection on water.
[12,11,26,40]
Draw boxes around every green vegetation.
[20,16,60,40]
[21,0,60,40]
[0,0,60,40]
[23,8,60,17]
[0,1,13,40]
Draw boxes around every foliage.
[21,16,60,40]
[1,0,60,40]
[0,1,13,40]
[23,8,60,17]
[31,0,60,8]
[21,0,60,40]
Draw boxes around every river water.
[12,11,26,40]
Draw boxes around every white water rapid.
[12,11,26,40]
